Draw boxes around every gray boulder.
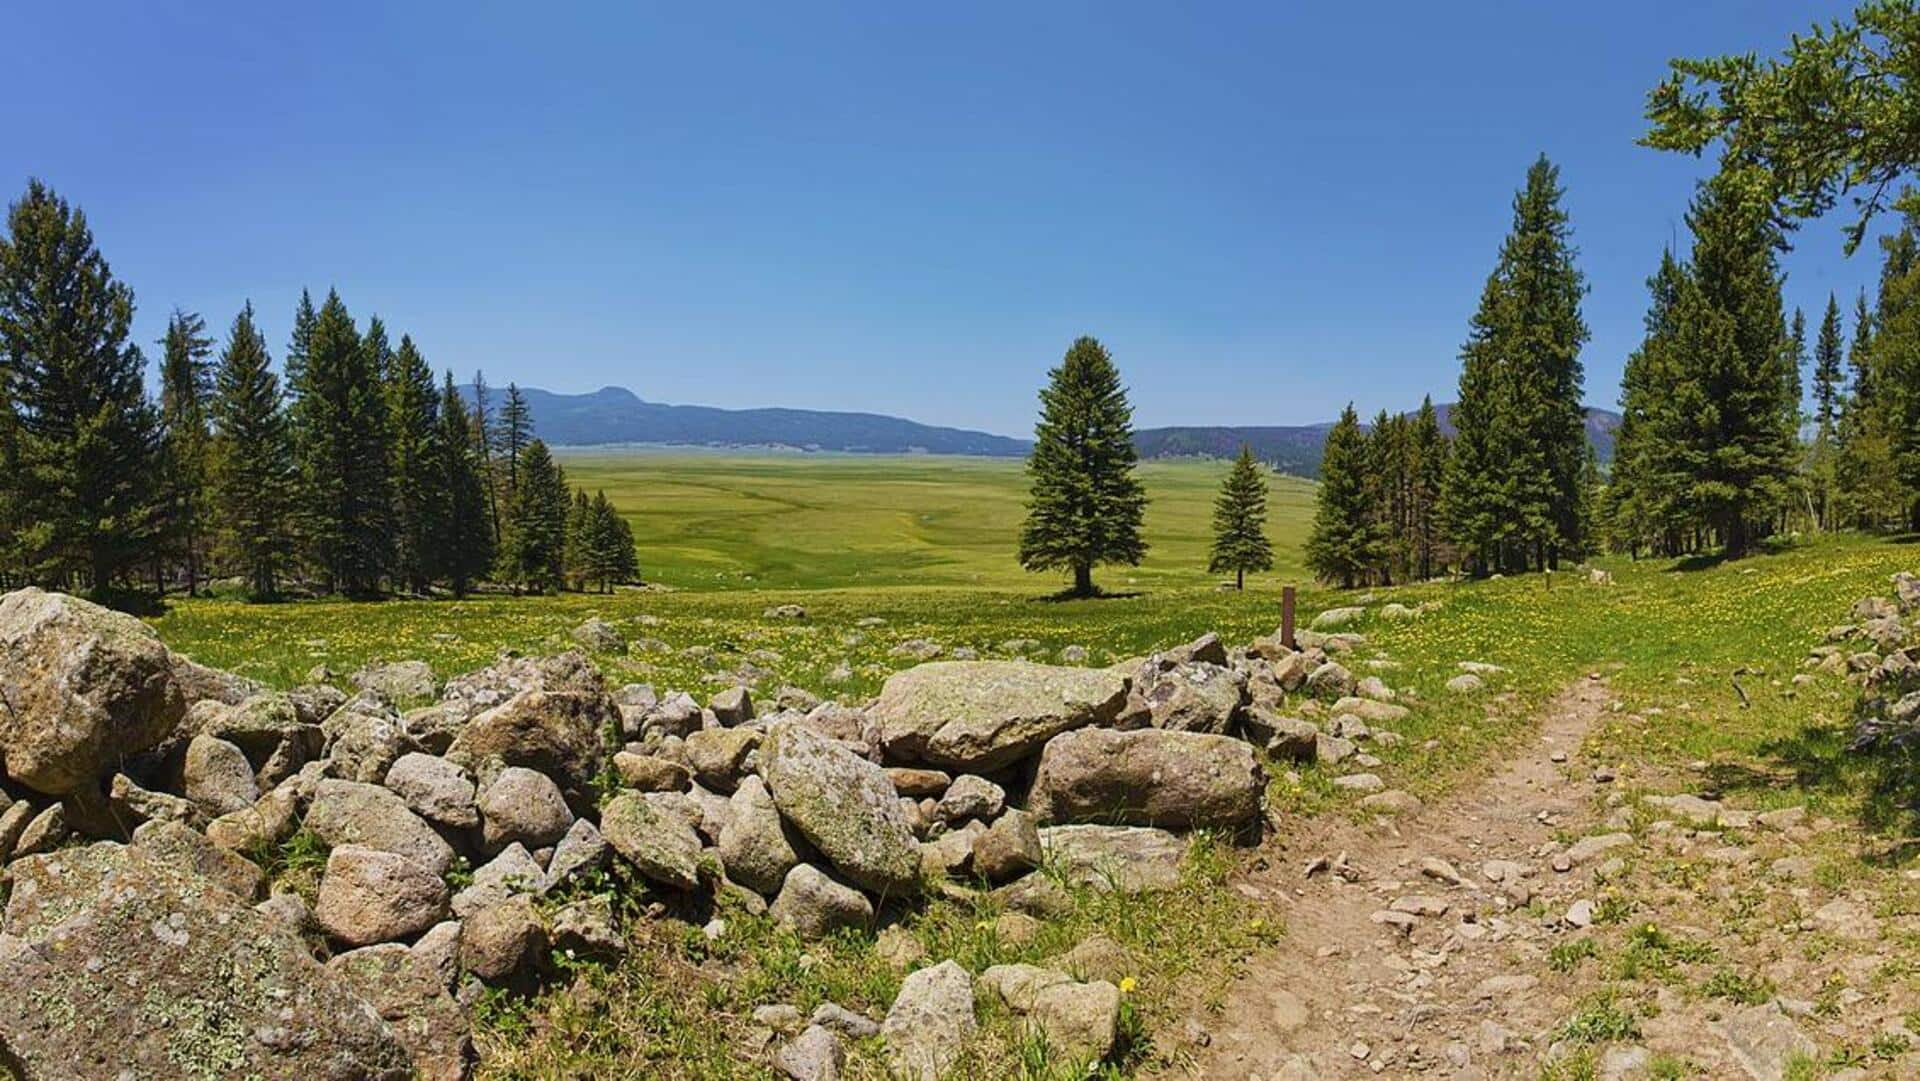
[880,959,976,1081]
[314,844,451,947]
[453,843,546,918]
[382,752,480,830]
[571,617,626,654]
[446,689,611,807]
[870,661,1129,772]
[0,588,185,795]
[306,779,455,877]
[681,727,761,793]
[350,659,438,703]
[327,942,473,1081]
[478,766,574,851]
[1038,824,1190,893]
[182,733,258,817]
[718,775,805,895]
[600,791,703,890]
[761,721,921,897]
[1130,659,1247,734]
[322,698,414,784]
[770,863,873,938]
[544,817,611,891]
[971,808,1042,883]
[1028,727,1265,830]
[935,774,1006,823]
[129,818,265,901]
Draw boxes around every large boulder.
[1028,727,1265,830]
[1128,659,1247,734]
[321,697,414,784]
[314,845,451,947]
[477,766,574,851]
[0,588,186,796]
[1038,824,1189,893]
[446,689,611,806]
[382,752,480,830]
[880,959,976,1081]
[305,779,455,877]
[770,862,873,939]
[326,943,473,1081]
[600,791,703,890]
[869,661,1129,772]
[182,733,259,817]
[0,842,412,1079]
[717,775,805,895]
[760,721,921,897]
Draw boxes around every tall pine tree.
[1207,444,1272,590]
[158,308,215,593]
[210,303,298,599]
[1306,405,1383,588]
[385,334,443,593]
[0,180,164,595]
[435,370,495,596]
[1809,294,1846,529]
[1017,336,1148,596]
[1408,397,1448,580]
[289,292,391,594]
[500,438,569,594]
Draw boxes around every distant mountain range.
[467,384,1619,478]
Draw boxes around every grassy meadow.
[143,451,1920,1078]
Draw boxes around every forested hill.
[457,385,1031,457]
[468,384,1619,477]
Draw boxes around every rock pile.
[1809,571,1919,748]
[0,587,1394,1077]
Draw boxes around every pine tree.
[158,308,215,594]
[1306,405,1383,588]
[500,438,568,593]
[1867,223,1920,531]
[284,289,315,393]
[499,382,532,508]
[1636,168,1799,557]
[1809,294,1846,528]
[564,486,592,591]
[289,291,391,594]
[1408,397,1448,579]
[584,489,638,593]
[210,303,298,599]
[1017,336,1148,596]
[1443,156,1588,573]
[1207,444,1272,589]
[1609,251,1686,555]
[0,180,164,595]
[1833,289,1895,529]
[384,334,443,593]
[434,370,495,596]
[470,370,502,546]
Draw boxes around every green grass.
[552,450,1317,591]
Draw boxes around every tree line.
[0,179,638,603]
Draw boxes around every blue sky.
[5,1,1878,437]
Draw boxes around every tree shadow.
[1029,589,1146,604]
[1727,719,1920,865]
[1666,552,1731,573]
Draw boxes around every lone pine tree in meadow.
[1443,155,1589,574]
[1208,444,1273,589]
[1018,336,1148,596]
[1306,405,1383,589]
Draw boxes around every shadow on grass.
[1722,720,1920,863]
[1028,589,1147,604]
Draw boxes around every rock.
[774,1024,845,1081]
[919,826,979,879]
[681,727,761,793]
[182,733,259,816]
[0,798,33,862]
[881,959,976,1081]
[1304,661,1354,698]
[1312,606,1365,630]
[461,895,546,983]
[709,685,754,726]
[383,752,481,830]
[935,775,1005,822]
[1028,978,1122,1061]
[770,862,874,938]
[1446,673,1485,694]
[1646,792,1722,827]
[870,660,1129,772]
[1028,727,1264,830]
[454,843,546,918]
[314,844,451,947]
[1565,898,1594,928]
[199,692,323,787]
[765,603,809,621]
[718,776,805,895]
[351,659,438,702]
[1714,1003,1817,1080]
[810,1002,881,1039]
[0,842,412,1078]
[544,817,611,890]
[1130,659,1247,734]
[761,721,921,897]
[1330,697,1408,725]
[129,818,265,900]
[107,771,200,827]
[1756,806,1806,831]
[600,791,703,890]
[446,689,612,806]
[306,779,455,876]
[971,809,1042,883]
[1564,832,1633,866]
[1039,824,1189,893]
[550,894,626,962]
[12,804,68,858]
[1359,790,1423,815]
[613,751,692,792]
[571,617,625,654]
[885,768,952,798]
[205,785,298,853]
[255,889,311,932]
[0,588,185,795]
[640,692,703,739]
[328,942,473,1081]
[891,638,945,662]
[321,698,414,783]
[169,652,263,707]
[478,766,573,851]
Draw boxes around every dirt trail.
[1176,675,1618,1079]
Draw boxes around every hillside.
[468,384,1620,477]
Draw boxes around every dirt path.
[1175,675,1619,1079]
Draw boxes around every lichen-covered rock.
[1304,661,1355,698]
[477,766,574,851]
[571,617,626,654]
[204,784,298,853]
[544,817,611,891]
[769,862,873,938]
[351,659,439,703]
[681,727,761,793]
[183,733,259,817]
[934,775,1005,823]
[0,842,412,1079]
[880,959,976,1081]
[0,587,186,795]
[774,1024,846,1081]
[129,818,265,901]
[446,689,611,807]
[305,779,455,877]
[708,684,754,726]
[1037,824,1190,893]
[718,776,805,895]
[327,943,473,1081]
[600,791,703,890]
[382,752,480,830]
[315,844,451,947]
[1129,659,1248,734]
[870,661,1129,771]
[196,691,322,787]
[761,721,921,897]
[971,808,1042,883]
[978,965,1121,1061]
[322,698,415,784]
[453,843,545,918]
[461,894,546,983]
[1028,727,1264,830]
[107,771,199,828]
[612,751,692,792]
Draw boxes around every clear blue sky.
[5,1,1877,437]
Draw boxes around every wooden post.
[1281,585,1297,650]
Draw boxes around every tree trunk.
[1235,568,1244,591]
[1073,564,1093,596]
